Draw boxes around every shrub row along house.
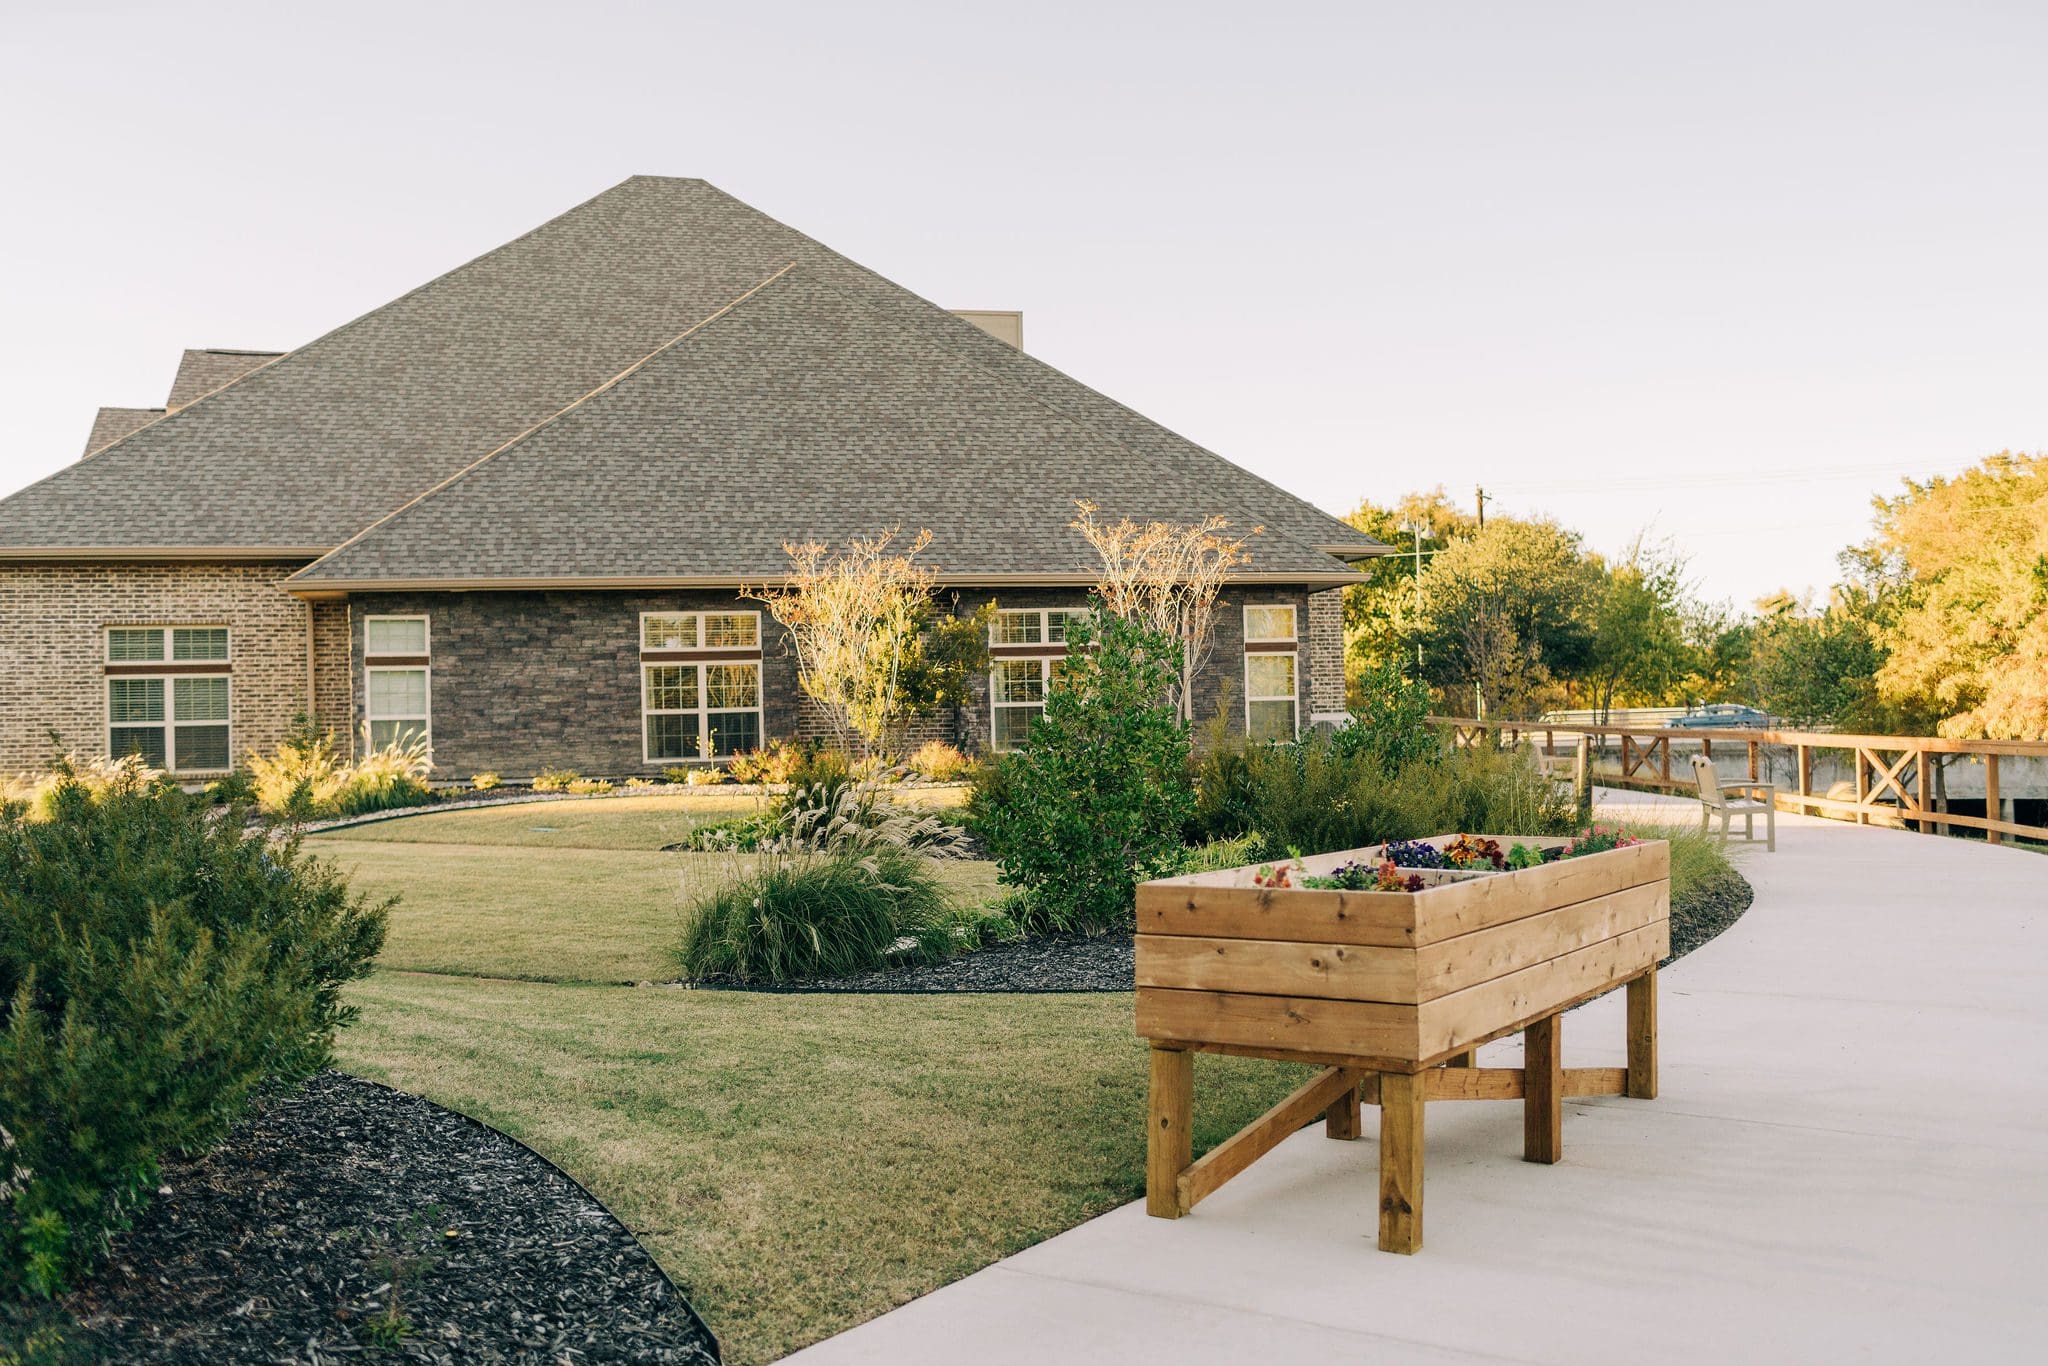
[0,177,1381,781]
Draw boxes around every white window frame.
[1243,603,1300,743]
[638,609,763,653]
[988,607,1085,752]
[103,625,234,774]
[363,615,432,755]
[638,610,765,764]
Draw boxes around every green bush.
[0,761,388,1297]
[974,612,1195,934]
[1193,730,1573,858]
[671,846,958,983]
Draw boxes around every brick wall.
[1306,587,1347,719]
[0,561,315,776]
[310,599,354,747]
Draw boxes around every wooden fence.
[1429,716,2048,846]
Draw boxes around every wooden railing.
[1429,716,2048,846]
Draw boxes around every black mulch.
[696,872,1755,995]
[61,1072,717,1365]
[1664,868,1755,963]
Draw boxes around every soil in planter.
[58,1072,717,1365]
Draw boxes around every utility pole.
[1475,485,1488,528]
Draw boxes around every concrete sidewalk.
[789,794,2048,1364]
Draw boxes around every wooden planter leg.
[1147,1046,1193,1218]
[1378,1071,1424,1254]
[1626,967,1658,1100]
[1524,1014,1562,1164]
[1325,1074,1362,1140]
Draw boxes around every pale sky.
[4,1,2043,608]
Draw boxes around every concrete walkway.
[790,795,2047,1364]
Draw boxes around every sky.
[3,1,2043,608]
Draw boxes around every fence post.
[1574,736,1592,824]
[1986,755,2002,846]
[1748,741,1760,783]
[1915,749,1933,834]
[1798,744,1813,805]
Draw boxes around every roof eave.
[282,568,1370,598]
[0,545,332,562]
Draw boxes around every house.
[0,178,1382,781]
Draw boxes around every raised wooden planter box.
[1134,834,1669,1253]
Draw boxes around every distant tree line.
[1342,451,2047,741]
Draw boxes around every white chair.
[1690,754,1775,851]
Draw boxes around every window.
[643,661,762,759]
[639,610,765,761]
[104,626,232,772]
[988,608,1083,751]
[1244,604,1299,742]
[643,612,759,652]
[364,616,430,753]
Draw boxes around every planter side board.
[1135,840,1669,1072]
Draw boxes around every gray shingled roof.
[292,269,1355,585]
[82,407,163,459]
[0,178,1381,566]
[166,349,283,410]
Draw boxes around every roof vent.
[951,310,1023,350]
[81,407,164,459]
[166,348,283,411]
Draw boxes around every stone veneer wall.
[343,583,1335,776]
[0,561,316,776]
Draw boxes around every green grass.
[312,793,1310,1364]
[310,795,1001,983]
[338,976,1305,1365]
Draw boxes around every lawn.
[315,793,1001,983]
[313,795,1307,1364]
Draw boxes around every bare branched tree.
[1071,501,1255,721]
[747,528,936,754]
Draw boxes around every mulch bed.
[695,872,1755,995]
[61,1073,717,1365]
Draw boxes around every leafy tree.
[1405,517,1602,718]
[973,611,1194,933]
[1862,452,2048,740]
[1071,501,1251,723]
[1583,537,1693,721]
[750,529,988,753]
[1747,592,1894,729]
[1341,489,1477,694]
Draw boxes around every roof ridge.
[288,261,799,583]
[69,177,654,473]
[685,181,1378,555]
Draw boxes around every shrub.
[532,768,579,792]
[471,772,502,791]
[1339,659,1441,769]
[682,767,729,787]
[726,739,814,786]
[661,767,692,784]
[671,846,958,983]
[1191,729,1572,858]
[1162,832,1266,876]
[908,741,969,782]
[0,761,388,1296]
[334,739,433,816]
[684,782,968,856]
[246,722,350,820]
[565,777,615,795]
[974,612,1195,934]
[1,753,161,825]
[623,776,655,789]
